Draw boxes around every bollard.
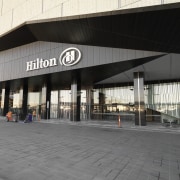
[118,115,121,128]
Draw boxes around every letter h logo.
[59,47,81,66]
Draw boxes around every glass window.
[145,82,180,122]
[92,86,134,120]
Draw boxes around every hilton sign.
[26,47,81,71]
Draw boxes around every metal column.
[134,72,146,126]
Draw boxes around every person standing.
[32,110,36,121]
[6,111,12,122]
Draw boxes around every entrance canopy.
[0,3,180,84]
[1,3,180,53]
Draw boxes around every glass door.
[27,91,40,120]
[59,90,71,120]
[50,90,71,120]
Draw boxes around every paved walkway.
[0,117,180,180]
[39,118,180,134]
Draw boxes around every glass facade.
[8,89,23,116]
[50,86,134,121]
[145,82,180,123]
[50,90,58,119]
[0,77,179,125]
[91,82,180,124]
[92,86,134,121]
[0,88,5,115]
[50,90,71,119]
[27,84,48,120]
[50,90,87,120]
[3,81,23,120]
[27,91,41,117]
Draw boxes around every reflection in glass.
[50,89,87,120]
[92,86,134,120]
[0,89,5,115]
[145,82,180,122]
[49,82,180,124]
[81,90,86,120]
[27,91,40,118]
[50,90,58,118]
[8,89,23,117]
[50,90,71,119]
[59,90,71,120]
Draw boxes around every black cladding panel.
[1,3,180,53]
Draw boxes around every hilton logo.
[26,47,81,71]
[59,47,81,66]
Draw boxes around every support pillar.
[99,89,105,120]
[41,76,51,119]
[134,72,146,126]
[70,72,81,121]
[46,77,51,120]
[22,78,28,120]
[3,81,10,116]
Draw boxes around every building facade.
[0,0,180,125]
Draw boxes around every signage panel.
[26,47,81,71]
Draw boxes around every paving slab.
[0,118,180,180]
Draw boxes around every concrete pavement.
[0,118,180,180]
